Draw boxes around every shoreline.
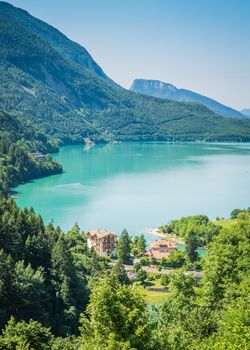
[147,227,167,239]
[147,229,208,253]
[60,140,250,148]
[147,227,185,245]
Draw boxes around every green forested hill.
[0,110,62,193]
[1,1,250,143]
[0,110,58,153]
[0,1,115,84]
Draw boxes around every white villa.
[86,229,117,257]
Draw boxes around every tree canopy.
[0,195,249,349]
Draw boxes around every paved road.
[123,264,203,278]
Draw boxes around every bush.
[136,268,148,284]
[133,262,142,272]
[230,208,243,219]
[161,274,170,287]
[0,317,53,350]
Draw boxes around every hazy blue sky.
[7,0,250,110]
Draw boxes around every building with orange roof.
[146,239,177,260]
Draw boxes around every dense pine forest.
[0,110,62,193]
[0,193,249,349]
[0,110,59,154]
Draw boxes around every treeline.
[0,201,249,348]
[0,194,108,338]
[160,214,220,244]
[230,207,250,219]
[0,136,62,193]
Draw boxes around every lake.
[16,142,250,243]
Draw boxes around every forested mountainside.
[130,79,245,119]
[0,195,249,349]
[0,110,58,153]
[0,1,114,84]
[1,1,250,143]
[0,110,62,193]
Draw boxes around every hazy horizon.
[6,0,250,110]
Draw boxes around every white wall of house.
[87,235,116,257]
[87,238,93,250]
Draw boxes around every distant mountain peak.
[130,79,245,119]
[131,79,177,95]
[1,1,250,143]
[240,109,250,118]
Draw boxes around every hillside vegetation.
[0,198,249,349]
[0,110,62,193]
[1,2,250,143]
[0,110,58,153]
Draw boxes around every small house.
[146,239,177,260]
[28,152,46,163]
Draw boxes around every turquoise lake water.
[15,142,250,243]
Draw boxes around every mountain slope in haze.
[0,5,117,143]
[1,2,250,143]
[0,1,114,85]
[130,79,245,119]
[241,109,250,118]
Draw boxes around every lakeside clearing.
[147,227,185,244]
[147,227,167,238]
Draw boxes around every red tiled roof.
[149,239,177,249]
[87,229,117,239]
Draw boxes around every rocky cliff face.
[130,79,245,119]
[130,79,179,99]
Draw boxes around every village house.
[86,229,117,257]
[146,239,177,260]
[28,152,46,163]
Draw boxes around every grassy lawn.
[144,277,163,288]
[134,275,168,304]
[136,285,168,304]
